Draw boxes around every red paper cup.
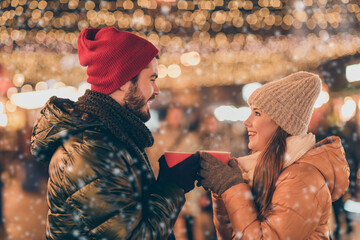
[164,151,193,168]
[201,151,231,164]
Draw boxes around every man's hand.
[157,153,200,193]
[198,152,243,195]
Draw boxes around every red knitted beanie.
[77,27,159,94]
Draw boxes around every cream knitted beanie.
[248,71,321,136]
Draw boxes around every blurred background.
[0,0,360,239]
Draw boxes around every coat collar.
[237,133,316,185]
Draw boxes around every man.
[30,27,199,239]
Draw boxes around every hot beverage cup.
[164,151,193,168]
[200,151,231,164]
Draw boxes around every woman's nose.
[243,116,251,127]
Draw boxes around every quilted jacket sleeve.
[211,192,234,240]
[220,177,328,240]
[68,136,185,240]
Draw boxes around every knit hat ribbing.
[77,27,159,95]
[248,71,321,136]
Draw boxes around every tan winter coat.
[212,136,350,240]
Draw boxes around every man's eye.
[255,111,261,116]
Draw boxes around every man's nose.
[153,84,160,95]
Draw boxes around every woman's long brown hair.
[252,127,290,220]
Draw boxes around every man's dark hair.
[130,75,139,84]
[130,55,159,84]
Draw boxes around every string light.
[0,0,359,89]
[0,1,357,39]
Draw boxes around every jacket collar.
[237,133,316,185]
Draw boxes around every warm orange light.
[156,0,176,3]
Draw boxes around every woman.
[198,71,350,239]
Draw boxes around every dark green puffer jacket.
[30,93,185,240]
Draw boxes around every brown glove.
[198,152,243,195]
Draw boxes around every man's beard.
[123,82,155,122]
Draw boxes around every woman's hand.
[198,152,244,195]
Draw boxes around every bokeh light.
[340,97,356,122]
[242,82,262,102]
[314,91,330,108]
[167,64,181,78]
